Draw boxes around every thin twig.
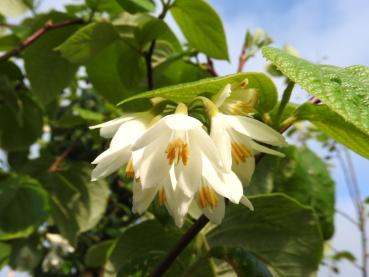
[237,44,247,72]
[150,96,322,276]
[335,209,358,226]
[206,56,218,77]
[145,40,157,90]
[343,148,368,277]
[0,18,84,61]
[144,1,171,90]
[48,144,75,172]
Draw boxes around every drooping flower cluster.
[91,82,287,227]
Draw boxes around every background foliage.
[0,0,368,276]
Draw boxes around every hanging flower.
[90,112,153,181]
[130,104,253,226]
[213,80,259,116]
[209,84,286,184]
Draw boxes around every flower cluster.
[90,82,286,227]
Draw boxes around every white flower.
[42,233,74,272]
[210,112,286,184]
[90,112,152,181]
[213,81,259,116]
[131,110,252,226]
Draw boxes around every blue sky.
[2,0,369,276]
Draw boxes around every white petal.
[213,84,232,107]
[132,118,170,150]
[210,114,232,171]
[188,200,202,219]
[91,147,130,181]
[164,114,202,131]
[164,183,192,227]
[175,141,202,197]
[132,183,158,214]
[232,156,255,186]
[202,154,243,203]
[135,137,171,189]
[110,118,147,149]
[190,127,223,168]
[250,141,285,157]
[90,115,134,138]
[240,195,254,211]
[227,115,287,146]
[201,195,225,224]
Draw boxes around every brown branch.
[150,96,322,276]
[237,45,247,72]
[48,144,75,172]
[0,18,84,61]
[206,56,218,77]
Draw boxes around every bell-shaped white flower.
[131,104,252,226]
[213,81,259,116]
[210,112,286,184]
[90,112,152,181]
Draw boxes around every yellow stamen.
[231,143,252,164]
[198,185,218,209]
[165,138,189,166]
[159,188,166,205]
[126,159,135,178]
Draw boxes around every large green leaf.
[24,13,79,105]
[0,176,49,236]
[209,246,272,277]
[296,103,369,159]
[86,41,140,103]
[171,0,228,60]
[45,162,110,245]
[85,240,115,267]
[207,194,323,277]
[116,0,155,14]
[118,72,275,108]
[262,47,369,135]
[0,242,11,268]
[274,147,335,239]
[0,0,28,17]
[57,22,120,64]
[0,89,43,151]
[109,220,195,277]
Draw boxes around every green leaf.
[332,251,356,262]
[0,0,28,17]
[0,242,11,268]
[0,60,23,81]
[262,47,369,135]
[272,146,335,240]
[0,90,43,151]
[109,220,192,276]
[45,162,110,245]
[24,13,79,105]
[86,41,136,103]
[85,240,115,267]
[118,72,274,106]
[171,0,228,60]
[116,0,155,14]
[0,34,21,51]
[295,103,369,159]
[154,59,211,88]
[0,176,49,236]
[57,22,120,64]
[207,194,323,277]
[8,235,43,272]
[209,246,272,277]
[134,17,168,48]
